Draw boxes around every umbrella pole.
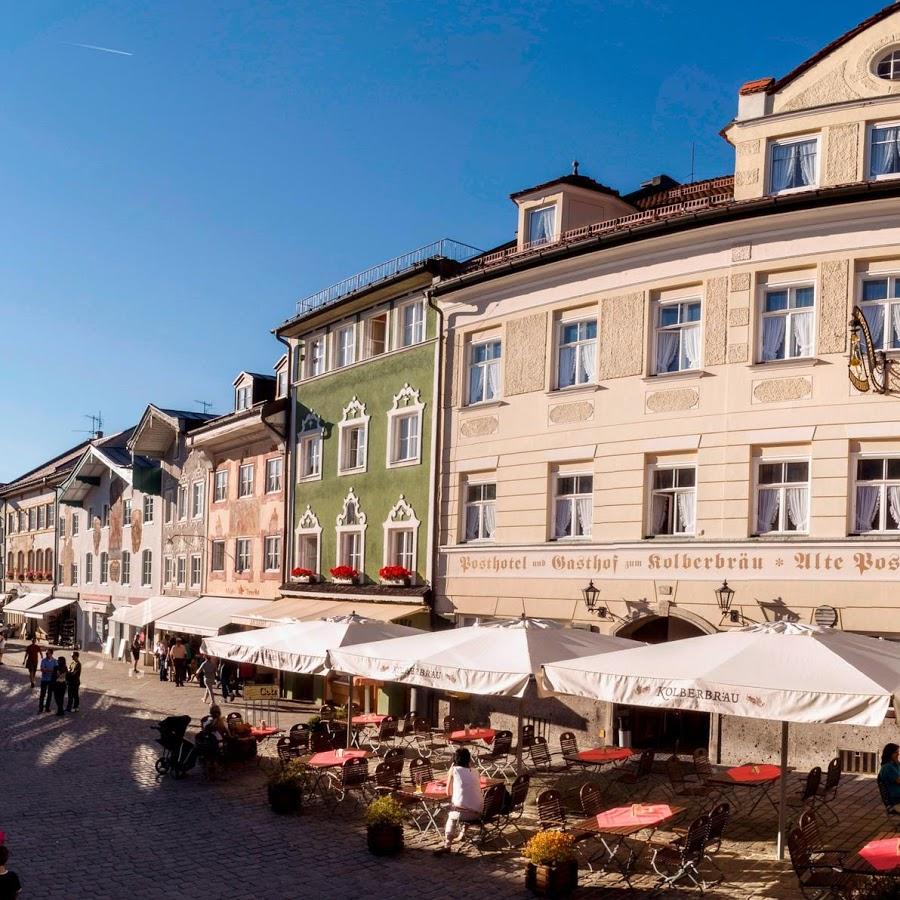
[346,674,353,750]
[776,721,788,860]
[516,697,524,774]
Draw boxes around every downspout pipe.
[425,286,444,633]
[275,332,295,590]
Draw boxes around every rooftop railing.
[297,238,482,316]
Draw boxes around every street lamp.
[714,580,740,623]
[582,580,618,620]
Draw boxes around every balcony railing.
[297,238,482,316]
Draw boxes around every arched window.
[45,550,53,576]
[7,552,13,576]
[35,549,43,574]
[27,550,34,573]
[335,488,367,575]
[17,551,24,575]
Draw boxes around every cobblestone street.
[0,642,890,899]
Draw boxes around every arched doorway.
[613,614,711,754]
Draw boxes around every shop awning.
[110,595,196,628]
[156,595,263,638]
[232,597,426,627]
[3,592,51,614]
[22,596,75,619]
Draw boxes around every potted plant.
[330,565,359,585]
[25,570,35,582]
[523,830,578,897]
[266,759,305,815]
[365,795,405,856]
[291,567,316,584]
[378,565,413,586]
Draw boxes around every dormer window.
[527,205,556,246]
[235,385,252,411]
[876,49,900,81]
[276,370,288,397]
[769,137,818,194]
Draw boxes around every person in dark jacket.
[66,651,82,711]
[53,656,69,716]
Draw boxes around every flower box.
[525,861,578,898]
[333,577,357,585]
[380,578,409,587]
[378,565,413,586]
[330,565,359,585]
[291,568,317,584]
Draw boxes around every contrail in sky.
[64,42,133,57]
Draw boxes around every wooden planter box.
[293,575,315,584]
[333,577,357,585]
[267,782,303,815]
[525,861,578,898]
[367,823,403,856]
[380,578,410,587]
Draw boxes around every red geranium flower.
[330,565,359,579]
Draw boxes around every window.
[306,335,326,378]
[214,470,228,502]
[854,458,900,533]
[28,508,36,531]
[769,137,818,194]
[339,531,363,571]
[47,503,54,527]
[85,553,93,583]
[102,504,110,527]
[756,461,809,534]
[72,513,79,536]
[299,431,322,480]
[121,551,130,585]
[57,563,63,584]
[365,312,388,357]
[276,369,288,398]
[649,466,697,536]
[388,528,415,571]
[342,424,367,472]
[18,510,26,532]
[557,319,597,388]
[164,491,174,524]
[58,515,65,538]
[336,490,366,573]
[164,556,173,584]
[37,505,46,530]
[177,485,187,520]
[238,463,254,497]
[142,549,153,586]
[527,205,556,246]
[399,300,425,347]
[176,556,186,587]
[123,499,132,527]
[7,513,14,534]
[71,563,77,585]
[876,49,900,80]
[190,554,202,587]
[760,285,815,361]
[335,324,356,368]
[296,532,319,572]
[235,538,251,573]
[100,552,109,583]
[191,480,204,519]
[265,457,283,493]
[264,536,281,571]
[870,124,900,179]
[235,384,252,410]
[468,340,501,404]
[464,483,496,542]
[45,550,53,576]
[655,300,701,373]
[143,495,154,523]
[211,540,226,572]
[553,475,593,539]
[859,276,900,352]
[391,411,421,465]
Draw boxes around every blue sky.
[0,0,877,481]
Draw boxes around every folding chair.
[496,773,531,846]
[789,766,822,816]
[650,812,711,893]
[226,712,243,726]
[536,788,568,830]
[701,801,731,881]
[579,782,606,817]
[559,731,580,767]
[396,713,417,748]
[288,723,310,750]
[325,756,370,808]
[309,729,335,753]
[366,715,398,755]
[797,809,852,869]
[520,723,536,752]
[411,717,436,759]
[477,730,516,779]
[457,783,507,854]
[528,736,563,773]
[667,754,713,804]
[369,761,401,797]
[409,756,434,788]
[609,749,655,800]
[275,736,301,768]
[787,827,857,899]
[816,757,842,825]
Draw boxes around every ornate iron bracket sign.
[849,305,890,394]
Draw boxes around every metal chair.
[787,826,856,899]
[650,812,712,893]
[536,788,568,830]
[288,723,310,749]
[411,717,436,759]
[797,809,852,869]
[275,736,300,767]
[396,713,417,748]
[477,730,515,779]
[408,756,434,788]
[816,757,842,825]
[520,723,536,752]
[366,715,398,754]
[609,749,655,799]
[667,754,713,803]
[528,736,563,773]
[369,761,401,796]
[226,712,243,725]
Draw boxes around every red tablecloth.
[422,777,493,799]
[722,764,782,783]
[307,749,369,768]
[352,714,387,726]
[249,726,281,740]
[576,747,632,764]
[596,804,676,830]
[449,728,495,743]
[859,838,900,871]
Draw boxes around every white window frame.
[295,506,323,575]
[235,384,252,410]
[123,498,132,527]
[758,283,816,363]
[875,49,900,81]
[143,495,154,524]
[210,541,226,573]
[121,551,130,586]
[164,556,173,585]
[335,488,366,573]
[467,337,502,405]
[305,333,327,379]
[462,480,497,543]
[382,495,419,578]
[527,204,557,247]
[214,469,228,503]
[276,369,288,398]
[141,549,152,586]
[191,480,204,520]
[85,553,93,583]
[648,464,697,537]
[851,455,900,534]
[552,473,593,540]
[386,383,424,469]
[264,535,281,572]
[190,554,202,587]
[363,308,389,358]
[555,316,597,390]
[754,458,811,535]
[298,412,324,482]
[337,397,370,476]
[238,462,255,498]
[768,135,820,195]
[868,121,900,181]
[176,555,186,587]
[654,298,702,374]
[858,273,900,353]
[397,298,425,348]
[177,485,187,521]
[99,552,109,584]
[235,537,252,573]
[334,322,357,369]
[265,456,283,493]
[164,490,174,524]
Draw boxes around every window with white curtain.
[235,384,252,410]
[265,457,283,493]
[557,319,597,389]
[99,552,109,584]
[264,536,281,571]
[143,495,154,523]
[769,137,818,194]
[164,556,172,584]
[655,300,702,374]
[190,554,202,586]
[214,470,228,502]
[859,276,900,352]
[238,463,254,497]
[365,312,388,357]
[341,424,367,472]
[176,556,186,586]
[297,533,319,571]
[339,531,363,571]
[854,458,900,533]
[464,483,496,542]
[399,300,425,347]
[123,499,131,527]
[335,324,356,368]
[649,466,696,536]
[468,340,501,404]
[85,553,93,583]
[306,335,326,378]
[553,474,593,539]
[527,205,556,246]
[191,480,204,519]
[756,461,809,534]
[870,124,900,179]
[760,285,815,362]
[389,411,420,465]
[388,529,415,570]
[235,538,251,573]
[299,432,322,480]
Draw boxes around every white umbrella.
[329,616,641,767]
[542,621,900,858]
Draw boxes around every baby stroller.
[152,715,197,779]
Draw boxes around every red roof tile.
[739,77,775,95]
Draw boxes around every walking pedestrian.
[0,844,22,899]
[169,637,188,687]
[130,635,142,673]
[66,651,82,711]
[53,656,68,716]
[197,654,215,704]
[23,637,42,688]
[0,631,6,665]
[38,649,56,712]
[155,639,168,682]
[219,659,236,702]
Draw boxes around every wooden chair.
[559,731,580,766]
[520,723,536,751]
[789,766,823,816]
[528,736,563,773]
[797,809,852,869]
[226,712,242,725]
[369,761,401,796]
[496,773,531,845]
[275,736,300,767]
[288,723,310,749]
[366,715,398,754]
[536,788,568,830]
[816,757,842,824]
[609,749,655,799]
[477,730,515,779]
[579,782,605,817]
[457,783,507,854]
[667,754,713,803]
[396,713,417,748]
[787,827,856,899]
[650,812,712,893]
[309,730,335,753]
[325,756,370,807]
[408,756,434,788]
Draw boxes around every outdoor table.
[708,763,781,815]
[449,727,495,744]
[579,803,685,885]
[249,726,281,740]
[845,837,900,875]
[566,746,633,769]
[303,749,373,804]
[352,713,387,726]
[395,775,503,835]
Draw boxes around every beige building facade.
[434,5,900,766]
